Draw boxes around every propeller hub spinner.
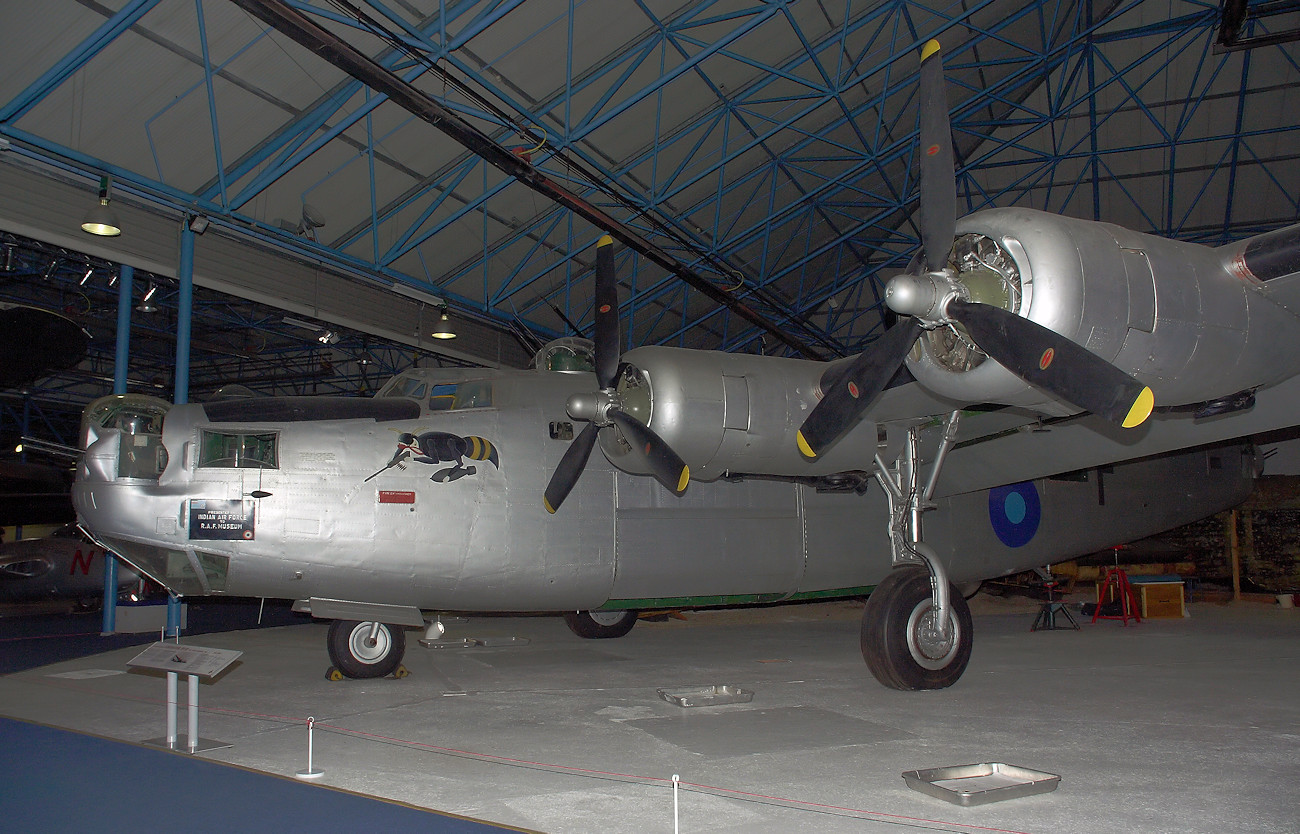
[885,272,963,322]
[565,391,611,424]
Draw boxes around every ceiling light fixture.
[188,214,210,234]
[79,265,93,285]
[430,307,456,340]
[81,176,122,237]
[138,283,159,313]
[317,329,339,345]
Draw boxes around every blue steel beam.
[639,4,1248,348]
[3,0,1292,366]
[0,0,163,123]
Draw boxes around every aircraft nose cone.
[884,273,940,318]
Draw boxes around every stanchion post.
[673,773,680,834]
[296,716,324,780]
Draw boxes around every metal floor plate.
[902,762,1061,806]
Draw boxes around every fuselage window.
[198,431,279,469]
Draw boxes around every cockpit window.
[376,375,427,399]
[199,431,279,469]
[428,381,493,411]
[379,374,493,410]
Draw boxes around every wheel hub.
[906,602,960,670]
[348,624,391,664]
[587,610,629,627]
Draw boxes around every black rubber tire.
[563,609,638,639]
[326,619,406,679]
[861,567,973,690]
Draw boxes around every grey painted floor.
[1,594,1297,833]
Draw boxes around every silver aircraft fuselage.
[72,364,1251,613]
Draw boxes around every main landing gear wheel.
[862,567,972,690]
[563,609,638,639]
[327,619,407,679]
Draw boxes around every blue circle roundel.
[988,482,1041,548]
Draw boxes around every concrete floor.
[1,593,1297,833]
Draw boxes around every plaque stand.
[129,642,242,753]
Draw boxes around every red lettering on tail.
[70,548,96,575]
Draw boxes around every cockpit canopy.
[376,373,494,411]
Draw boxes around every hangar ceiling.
[1,0,1298,444]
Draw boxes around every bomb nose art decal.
[988,482,1041,547]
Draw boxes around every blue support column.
[100,264,134,635]
[175,227,194,405]
[167,228,195,638]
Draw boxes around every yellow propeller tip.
[597,234,613,247]
[676,465,690,493]
[1122,387,1155,428]
[921,39,941,62]
[796,431,817,459]
[544,498,557,514]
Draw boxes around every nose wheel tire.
[327,619,407,679]
[861,567,973,690]
[563,609,638,639]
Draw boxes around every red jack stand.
[1092,567,1141,626]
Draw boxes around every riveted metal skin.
[604,346,881,482]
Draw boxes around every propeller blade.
[796,319,922,458]
[544,422,599,514]
[592,235,620,390]
[917,39,956,273]
[609,410,690,495]
[947,299,1154,428]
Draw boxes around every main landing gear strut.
[864,411,973,690]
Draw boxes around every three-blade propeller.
[543,236,690,513]
[796,39,1154,459]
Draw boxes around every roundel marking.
[988,482,1041,548]
[598,304,612,314]
[847,381,861,399]
[1038,347,1055,370]
[925,144,941,157]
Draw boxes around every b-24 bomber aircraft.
[73,43,1300,690]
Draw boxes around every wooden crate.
[1133,581,1185,618]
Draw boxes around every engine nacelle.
[599,347,880,481]
[906,207,1300,412]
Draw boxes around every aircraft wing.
[1255,273,1300,317]
[923,373,1300,499]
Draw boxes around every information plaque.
[128,642,243,753]
[128,642,243,679]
